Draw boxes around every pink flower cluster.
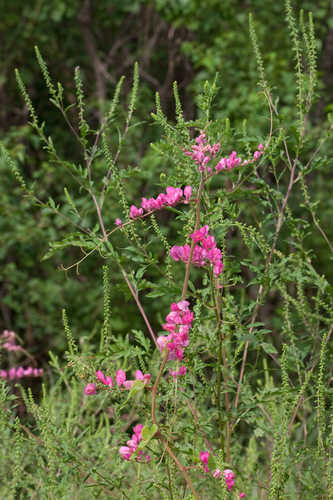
[184,131,220,172]
[170,365,186,379]
[199,450,210,473]
[200,451,245,497]
[1,330,22,352]
[253,144,263,161]
[215,150,243,172]
[84,369,151,395]
[0,366,43,380]
[157,300,194,361]
[129,186,192,219]
[184,130,263,175]
[170,225,223,277]
[119,423,150,462]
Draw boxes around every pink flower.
[157,334,172,351]
[165,311,182,324]
[178,365,186,375]
[16,367,24,378]
[213,468,222,479]
[191,245,207,266]
[166,343,183,360]
[190,225,209,242]
[185,132,263,177]
[96,370,113,387]
[129,205,143,219]
[123,380,134,389]
[115,218,122,226]
[133,423,143,438]
[140,188,191,214]
[158,300,194,361]
[184,131,221,172]
[239,494,246,499]
[171,226,223,277]
[212,143,220,155]
[175,300,189,311]
[3,343,22,351]
[141,197,153,211]
[224,469,235,479]
[170,365,186,378]
[211,466,238,492]
[135,369,144,380]
[165,186,183,205]
[253,145,263,161]
[84,383,97,395]
[116,369,126,387]
[96,370,107,384]
[119,446,132,461]
[170,244,191,263]
[224,469,236,491]
[119,423,144,461]
[199,451,237,492]
[93,368,151,393]
[1,330,22,351]
[184,185,192,203]
[135,370,151,384]
[200,450,210,472]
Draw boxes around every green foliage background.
[1,0,333,360]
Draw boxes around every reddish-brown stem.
[91,190,108,241]
[118,264,158,348]
[88,184,158,349]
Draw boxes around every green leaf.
[145,289,165,298]
[141,423,158,443]
[128,379,145,399]
[261,342,278,355]
[137,423,158,453]
[119,380,145,410]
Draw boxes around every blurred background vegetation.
[1,0,332,365]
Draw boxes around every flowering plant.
[2,6,332,498]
